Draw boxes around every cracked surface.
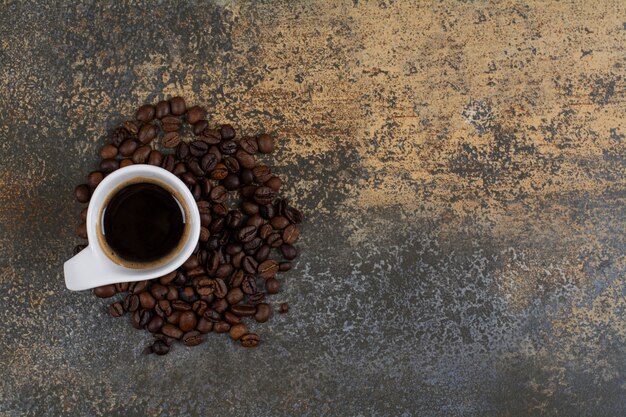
[0,1,624,416]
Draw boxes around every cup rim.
[85,165,201,279]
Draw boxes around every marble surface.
[0,1,624,416]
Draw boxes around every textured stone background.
[0,1,624,416]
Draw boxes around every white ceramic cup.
[64,165,200,291]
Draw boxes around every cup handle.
[64,245,118,291]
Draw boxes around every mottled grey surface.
[1,1,625,416]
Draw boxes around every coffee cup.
[64,165,200,291]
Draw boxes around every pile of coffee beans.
[73,97,302,354]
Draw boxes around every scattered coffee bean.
[74,184,91,203]
[136,104,155,122]
[265,278,280,294]
[108,302,124,317]
[138,124,157,144]
[155,100,171,119]
[240,333,260,347]
[93,284,116,298]
[279,303,289,314]
[254,303,271,323]
[183,330,203,346]
[162,324,184,339]
[170,96,186,115]
[152,340,170,355]
[229,323,247,340]
[257,134,274,153]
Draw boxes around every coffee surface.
[103,183,184,263]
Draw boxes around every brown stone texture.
[0,1,624,416]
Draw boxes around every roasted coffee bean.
[179,311,198,332]
[255,244,271,262]
[74,184,91,203]
[267,233,283,248]
[132,145,152,163]
[226,210,243,228]
[100,158,119,173]
[200,152,218,172]
[254,303,271,323]
[192,184,202,201]
[271,216,290,230]
[111,127,130,146]
[237,225,257,243]
[180,286,197,303]
[187,106,205,124]
[253,166,272,183]
[257,134,274,153]
[100,144,118,160]
[190,140,209,157]
[183,330,203,346]
[235,150,256,169]
[229,323,247,340]
[215,264,233,279]
[240,333,260,347]
[73,244,87,255]
[209,217,225,234]
[226,243,243,255]
[136,104,155,122]
[209,185,227,203]
[279,262,292,272]
[167,310,181,324]
[230,304,256,317]
[241,274,258,294]
[108,302,124,317]
[206,251,220,273]
[214,321,231,333]
[223,157,240,173]
[162,323,184,339]
[163,131,181,148]
[242,256,258,275]
[282,224,300,244]
[183,254,200,270]
[196,318,213,333]
[197,202,212,216]
[172,300,192,313]
[220,140,237,155]
[138,124,157,144]
[182,172,196,186]
[281,244,298,260]
[197,227,209,243]
[212,203,229,217]
[192,300,208,316]
[170,96,186,115]
[93,284,116,298]
[279,302,289,313]
[224,310,241,325]
[148,150,163,166]
[258,224,273,240]
[200,213,212,229]
[196,278,216,297]
[187,159,204,177]
[201,128,222,144]
[155,299,172,317]
[174,271,187,286]
[75,223,87,239]
[258,260,279,279]
[210,163,228,180]
[155,100,171,119]
[177,142,190,160]
[152,340,170,355]
[79,207,88,221]
[244,237,263,254]
[284,206,304,224]
[229,269,245,287]
[86,171,104,190]
[242,201,259,215]
[226,287,244,305]
[139,309,152,327]
[265,176,282,191]
[119,139,139,156]
[122,120,139,136]
[240,137,258,154]
[265,278,280,294]
[123,294,140,312]
[147,316,164,333]
[139,291,156,309]
[150,283,168,300]
[223,173,240,190]
[231,251,245,268]
[162,116,181,132]
[220,124,236,140]
[254,186,275,205]
[202,308,221,323]
[259,204,276,220]
[120,158,134,168]
[161,154,176,172]
[214,278,228,298]
[192,119,209,135]
[239,169,254,186]
[247,213,265,228]
[247,292,265,305]
[131,310,142,329]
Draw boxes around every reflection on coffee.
[103,183,184,263]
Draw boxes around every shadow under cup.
[97,176,192,270]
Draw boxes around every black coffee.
[103,183,184,263]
